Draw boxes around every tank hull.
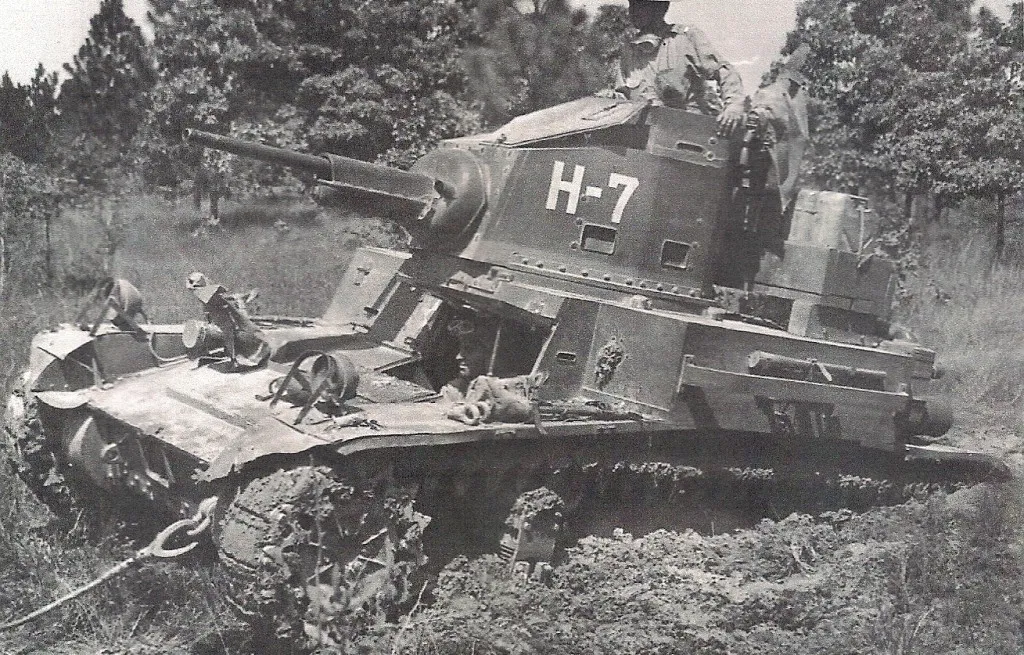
[7,99,1010,647]
[10,259,1005,648]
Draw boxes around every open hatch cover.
[448,97,647,147]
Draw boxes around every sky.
[579,0,799,92]
[0,0,1012,93]
[0,0,150,83]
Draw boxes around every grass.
[56,194,406,321]
[0,428,249,653]
[1,194,1023,653]
[899,223,1024,454]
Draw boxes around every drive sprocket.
[212,464,429,649]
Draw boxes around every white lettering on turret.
[608,173,639,223]
[546,160,585,214]
[545,161,641,223]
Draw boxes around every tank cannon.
[8,97,1007,648]
[185,128,486,246]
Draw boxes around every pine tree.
[0,67,59,164]
[0,74,32,159]
[57,0,154,188]
[146,0,479,176]
[59,0,155,142]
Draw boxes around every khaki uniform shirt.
[614,24,744,114]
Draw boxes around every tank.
[5,96,1007,645]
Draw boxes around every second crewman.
[608,0,746,135]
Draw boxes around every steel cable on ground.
[0,502,214,632]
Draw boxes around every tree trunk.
[996,192,1006,261]
[903,192,914,230]
[0,231,6,301]
[930,194,944,224]
[44,213,52,282]
[0,172,6,297]
[210,185,220,225]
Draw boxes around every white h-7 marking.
[608,173,639,223]
[546,160,639,223]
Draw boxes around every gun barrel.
[185,129,333,178]
[185,128,441,219]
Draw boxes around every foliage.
[462,0,624,126]
[899,215,1024,412]
[781,0,1024,223]
[59,0,155,145]
[0,154,67,294]
[0,68,60,165]
[142,0,480,197]
[56,0,155,191]
[0,441,246,653]
[997,2,1024,50]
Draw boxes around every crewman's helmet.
[186,272,209,290]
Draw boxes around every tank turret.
[189,98,891,345]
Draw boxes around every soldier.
[606,0,746,136]
[439,315,491,402]
[749,44,811,213]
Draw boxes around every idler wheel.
[212,465,429,648]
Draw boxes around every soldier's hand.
[717,103,745,136]
[595,88,626,100]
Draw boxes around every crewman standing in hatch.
[605,0,746,136]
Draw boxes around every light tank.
[5,95,1007,644]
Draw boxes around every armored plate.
[448,97,647,147]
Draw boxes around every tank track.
[212,432,1007,646]
[3,385,84,518]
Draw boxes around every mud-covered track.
[208,427,1007,643]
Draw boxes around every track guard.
[200,417,326,482]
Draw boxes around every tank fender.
[33,328,94,360]
[199,416,327,482]
[34,390,91,410]
[25,329,95,391]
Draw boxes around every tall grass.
[900,225,1024,447]
[56,194,405,321]
[0,466,245,653]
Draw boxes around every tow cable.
[0,498,216,632]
